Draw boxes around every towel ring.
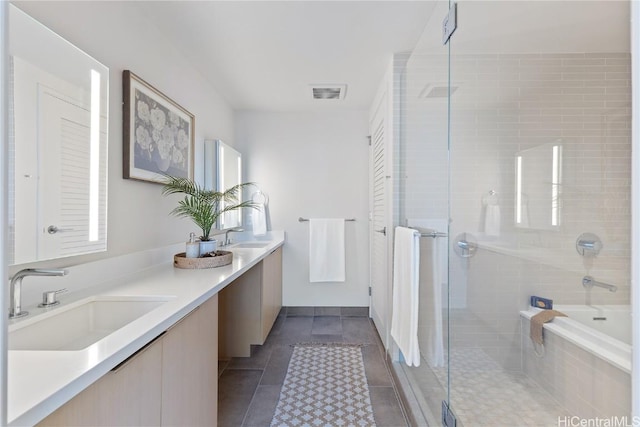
[252,191,268,205]
[482,190,499,206]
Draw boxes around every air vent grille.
[310,84,347,100]
[419,83,458,99]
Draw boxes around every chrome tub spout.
[582,276,617,293]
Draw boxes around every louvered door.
[38,88,107,259]
[369,92,390,348]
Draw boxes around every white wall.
[9,2,234,274]
[235,111,370,307]
[631,0,639,418]
[1,3,9,423]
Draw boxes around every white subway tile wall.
[398,51,631,424]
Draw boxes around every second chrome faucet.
[9,268,68,319]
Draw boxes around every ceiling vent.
[310,84,347,100]
[419,83,458,99]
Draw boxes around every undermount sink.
[230,242,270,249]
[9,296,173,351]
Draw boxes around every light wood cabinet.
[261,246,283,342]
[37,294,219,427]
[161,294,218,426]
[37,336,163,426]
[219,246,283,358]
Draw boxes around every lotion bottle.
[185,232,200,258]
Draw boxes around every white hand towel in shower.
[252,204,267,236]
[309,218,345,282]
[391,226,421,367]
[485,205,501,237]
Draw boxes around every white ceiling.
[138,1,437,112]
[414,1,631,55]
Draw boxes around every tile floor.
[404,347,569,427]
[218,306,409,427]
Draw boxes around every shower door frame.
[631,0,639,418]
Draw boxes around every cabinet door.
[161,294,218,427]
[37,338,163,426]
[261,247,283,341]
[218,263,262,357]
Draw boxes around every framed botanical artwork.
[123,70,194,183]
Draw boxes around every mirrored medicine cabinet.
[515,141,563,231]
[204,139,243,230]
[8,5,109,265]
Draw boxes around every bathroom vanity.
[7,233,284,427]
[219,245,283,357]
[37,294,218,427]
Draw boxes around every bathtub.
[520,305,631,373]
[520,305,632,418]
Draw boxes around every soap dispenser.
[185,232,200,258]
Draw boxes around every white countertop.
[7,232,285,426]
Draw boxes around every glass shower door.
[396,1,453,424]
[446,1,632,426]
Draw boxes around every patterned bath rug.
[271,343,377,427]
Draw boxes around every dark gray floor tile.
[312,316,343,335]
[298,334,344,344]
[219,304,405,427]
[362,345,393,387]
[270,316,314,344]
[369,386,409,427]
[286,306,314,317]
[218,359,230,377]
[243,385,282,426]
[341,306,369,317]
[268,311,287,336]
[314,306,341,316]
[342,317,378,344]
[260,344,294,385]
[228,343,274,370]
[218,369,263,427]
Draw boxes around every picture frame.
[123,70,195,184]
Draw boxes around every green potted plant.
[161,175,257,255]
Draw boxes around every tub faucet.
[9,268,68,319]
[222,228,244,246]
[582,276,617,293]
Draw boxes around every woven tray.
[174,250,233,269]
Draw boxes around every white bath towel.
[418,230,445,368]
[252,204,267,236]
[391,226,421,367]
[309,218,345,283]
[407,218,448,291]
[485,205,501,237]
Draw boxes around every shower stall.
[391,1,635,425]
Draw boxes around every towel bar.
[298,217,356,222]
[418,231,447,238]
[408,226,447,238]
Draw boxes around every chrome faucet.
[582,276,617,293]
[222,228,244,246]
[9,268,68,319]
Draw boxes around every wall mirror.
[515,142,562,230]
[204,139,243,229]
[8,5,109,265]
